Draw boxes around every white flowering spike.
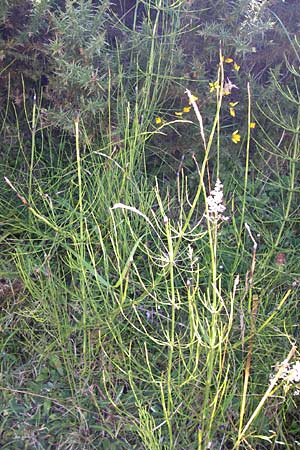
[287,361,300,383]
[270,359,300,397]
[207,179,229,223]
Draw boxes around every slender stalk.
[28,92,37,205]
[74,114,87,374]
[164,214,175,448]
[238,224,258,442]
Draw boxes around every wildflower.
[287,361,300,383]
[225,57,234,63]
[232,130,241,144]
[183,106,191,113]
[250,122,256,129]
[207,179,229,224]
[155,117,162,125]
[175,111,183,117]
[233,62,240,71]
[209,81,219,93]
[188,94,198,105]
[222,78,238,96]
[229,101,238,118]
[271,359,300,395]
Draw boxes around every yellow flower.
[155,117,162,125]
[250,122,256,129]
[188,94,198,105]
[225,57,234,63]
[232,130,241,144]
[209,80,219,93]
[229,101,238,117]
[183,106,191,113]
[234,62,240,71]
[175,111,183,117]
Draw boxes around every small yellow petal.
[183,106,191,113]
[175,111,183,116]
[209,81,219,93]
[155,117,162,124]
[229,107,236,118]
[229,101,239,107]
[225,57,234,63]
[234,62,240,71]
[250,122,256,129]
[232,130,241,144]
[188,94,198,105]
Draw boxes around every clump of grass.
[1,23,300,450]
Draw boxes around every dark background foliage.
[0,0,299,164]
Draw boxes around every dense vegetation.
[1,1,300,448]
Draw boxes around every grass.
[1,5,300,449]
